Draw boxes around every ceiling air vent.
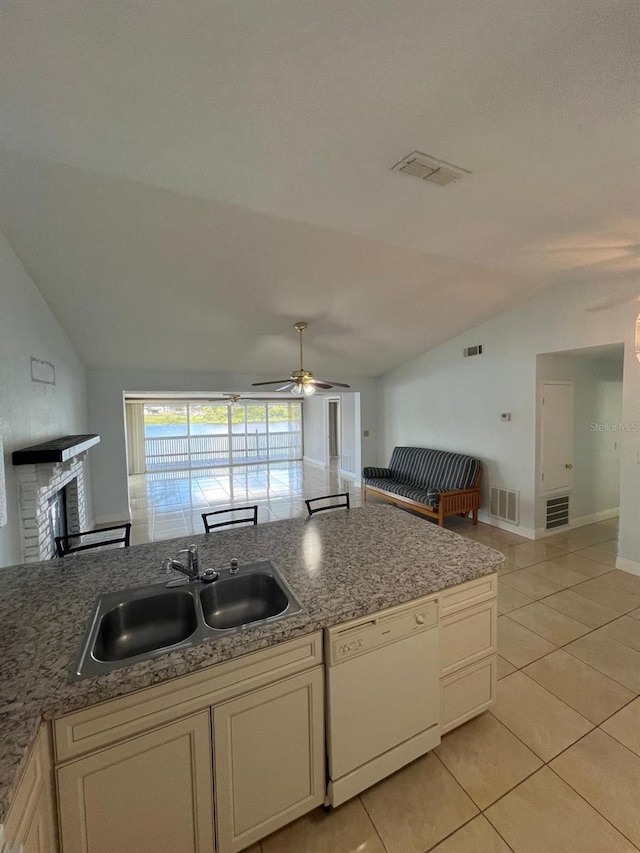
[391,151,470,186]
[463,345,483,358]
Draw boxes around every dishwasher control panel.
[327,599,438,664]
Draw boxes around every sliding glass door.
[143,401,302,471]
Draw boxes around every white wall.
[536,352,623,527]
[88,369,378,523]
[0,228,89,567]
[379,278,640,570]
[301,395,326,467]
[338,393,361,483]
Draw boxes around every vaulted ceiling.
[1,0,638,377]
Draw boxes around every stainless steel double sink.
[72,559,305,680]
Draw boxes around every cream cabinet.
[2,726,58,853]
[438,575,498,734]
[213,667,325,853]
[57,711,214,853]
[53,633,323,853]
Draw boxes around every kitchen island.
[0,504,503,851]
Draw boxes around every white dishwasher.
[325,596,441,806]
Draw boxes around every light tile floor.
[126,470,639,852]
[127,460,360,544]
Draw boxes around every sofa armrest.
[439,486,482,510]
[363,467,392,479]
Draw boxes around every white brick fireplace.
[17,455,88,562]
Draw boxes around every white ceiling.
[1,0,639,377]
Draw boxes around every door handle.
[565,463,573,469]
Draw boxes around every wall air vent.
[546,495,569,530]
[490,486,519,525]
[391,151,470,186]
[463,345,483,358]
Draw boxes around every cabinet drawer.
[439,574,497,617]
[440,599,497,676]
[55,632,322,762]
[441,655,497,734]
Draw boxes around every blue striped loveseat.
[363,446,482,526]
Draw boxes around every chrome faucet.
[162,544,200,581]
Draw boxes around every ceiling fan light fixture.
[251,320,350,395]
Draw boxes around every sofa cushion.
[364,477,441,508]
[388,447,480,492]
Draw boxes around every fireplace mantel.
[12,434,100,466]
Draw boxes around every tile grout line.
[498,594,640,695]
[545,761,640,851]
[357,793,392,853]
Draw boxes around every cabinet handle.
[565,463,573,469]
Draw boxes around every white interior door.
[324,397,340,464]
[540,381,574,493]
[328,401,339,458]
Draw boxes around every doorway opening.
[328,399,340,462]
[535,343,624,537]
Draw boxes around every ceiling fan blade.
[319,380,351,388]
[276,383,295,392]
[543,245,631,253]
[251,380,292,386]
[311,381,334,390]
[586,294,640,312]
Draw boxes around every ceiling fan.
[252,321,351,396]
[586,293,640,313]
[534,235,640,274]
[222,393,242,406]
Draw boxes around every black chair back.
[305,493,350,516]
[55,523,132,557]
[202,505,258,532]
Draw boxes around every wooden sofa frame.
[363,467,483,527]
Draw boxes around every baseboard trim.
[479,512,535,540]
[303,455,326,469]
[94,512,131,526]
[534,506,619,540]
[616,556,640,576]
[571,508,620,528]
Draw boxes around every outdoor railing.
[144,431,302,471]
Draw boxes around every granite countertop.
[0,504,504,820]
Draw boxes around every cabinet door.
[57,712,214,853]
[21,779,58,853]
[3,726,58,853]
[213,667,324,853]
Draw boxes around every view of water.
[145,421,299,438]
